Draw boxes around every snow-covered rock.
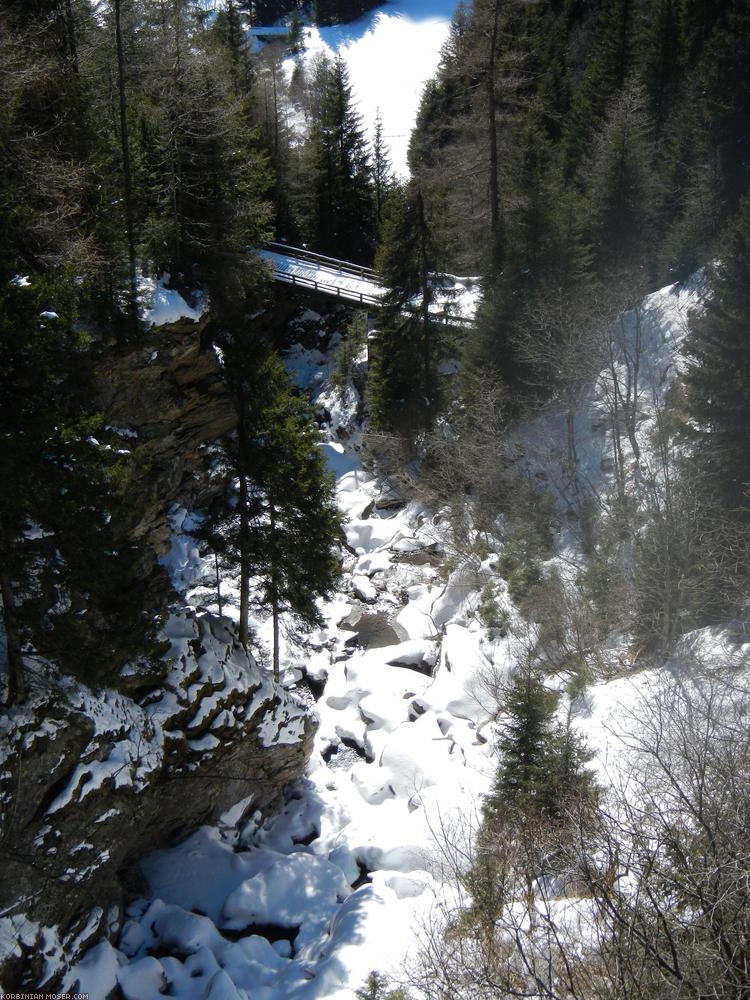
[0,609,313,992]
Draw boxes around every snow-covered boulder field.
[0,609,313,991]
[14,273,746,999]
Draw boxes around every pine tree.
[205,335,342,679]
[126,0,274,304]
[585,78,655,274]
[0,276,76,704]
[305,55,375,262]
[685,194,750,510]
[369,185,440,434]
[0,275,157,702]
[562,0,638,180]
[372,109,392,227]
[287,5,303,54]
[641,0,683,127]
[489,662,559,814]
[485,660,593,823]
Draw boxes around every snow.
[56,310,499,996]
[259,249,383,305]
[262,247,480,323]
[277,0,456,178]
[138,272,208,328]
[57,271,750,1000]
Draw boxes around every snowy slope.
[61,274,750,998]
[276,0,457,178]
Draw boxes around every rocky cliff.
[0,610,315,991]
[0,317,316,991]
[93,313,236,563]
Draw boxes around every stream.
[69,312,504,1000]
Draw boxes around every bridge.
[258,243,479,323]
[258,244,384,307]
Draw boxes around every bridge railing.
[273,268,383,307]
[263,242,379,282]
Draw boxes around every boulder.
[0,610,314,992]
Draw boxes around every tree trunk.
[608,338,626,504]
[238,469,250,648]
[271,62,279,159]
[64,0,79,72]
[114,0,139,338]
[0,525,25,706]
[214,551,223,619]
[486,0,501,266]
[416,190,432,414]
[272,594,280,683]
[269,505,280,682]
[566,408,579,497]
[236,384,251,649]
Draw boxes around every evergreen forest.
[2,0,750,995]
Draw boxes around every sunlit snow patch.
[138,272,208,328]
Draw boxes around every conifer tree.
[0,277,76,704]
[0,276,157,702]
[563,0,638,179]
[369,185,440,434]
[489,661,559,814]
[685,194,750,510]
[205,334,342,679]
[372,109,392,227]
[305,56,375,262]
[485,660,593,823]
[586,78,655,273]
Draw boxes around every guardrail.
[259,244,474,323]
[273,269,383,307]
[264,243,378,282]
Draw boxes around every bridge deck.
[258,243,479,324]
[258,244,384,307]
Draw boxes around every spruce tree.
[0,276,75,704]
[486,660,593,824]
[306,56,375,262]
[372,109,392,227]
[489,662,559,814]
[685,194,750,510]
[0,276,157,702]
[369,184,440,434]
[205,335,342,680]
[586,78,655,274]
[563,0,637,180]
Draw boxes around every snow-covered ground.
[60,320,505,998]
[275,0,456,177]
[60,273,750,998]
[137,272,208,328]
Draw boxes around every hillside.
[2,0,750,996]
[44,269,748,998]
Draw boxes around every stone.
[0,622,314,992]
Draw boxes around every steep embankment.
[50,277,750,998]
[0,315,315,992]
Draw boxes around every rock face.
[0,609,314,991]
[94,314,236,562]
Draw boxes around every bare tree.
[406,796,601,1000]
[630,396,750,652]
[516,281,613,505]
[578,667,750,999]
